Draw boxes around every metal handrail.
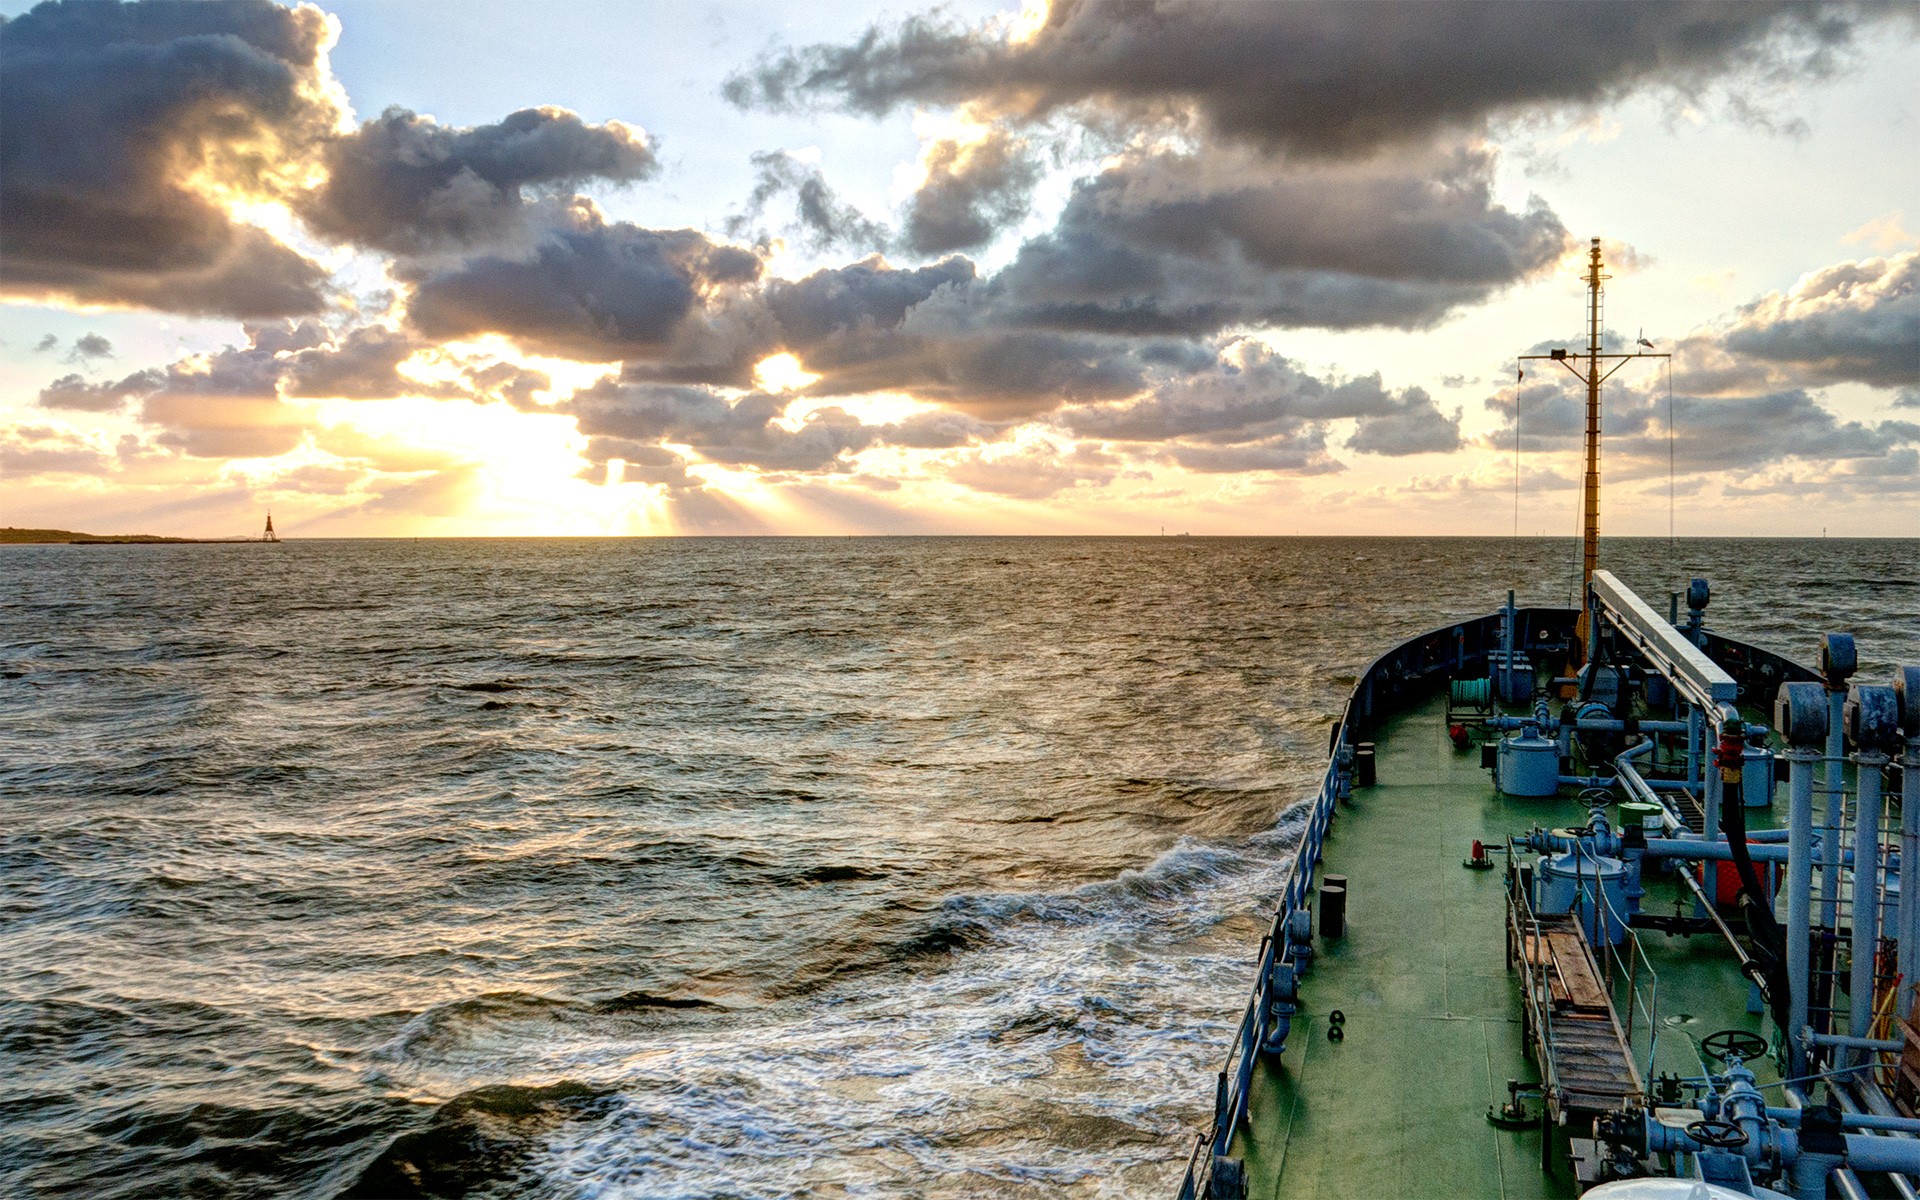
[1174,604,1580,1198]
[1572,843,1662,1087]
[1508,858,1563,1101]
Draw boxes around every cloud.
[565,379,880,474]
[1613,389,1920,474]
[1483,374,1920,475]
[1345,389,1463,456]
[65,332,113,363]
[992,144,1568,334]
[726,2,1898,153]
[0,425,110,478]
[1717,251,1919,389]
[38,368,165,412]
[301,105,658,254]
[282,324,457,400]
[723,150,890,255]
[901,128,1041,255]
[1060,342,1460,459]
[575,437,699,488]
[0,0,339,316]
[1163,431,1339,475]
[402,202,763,362]
[943,441,1122,498]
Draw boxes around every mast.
[1581,239,1606,610]
[1518,236,1667,657]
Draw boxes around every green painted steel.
[1231,694,1776,1200]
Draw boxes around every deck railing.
[1569,843,1661,1087]
[1172,603,1816,1197]
[1506,856,1565,1102]
[1174,606,1576,1199]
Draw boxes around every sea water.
[1,536,1913,1198]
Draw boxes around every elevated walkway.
[1511,906,1642,1121]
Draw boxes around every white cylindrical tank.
[1498,729,1560,797]
[1581,1181,1751,1200]
[1538,851,1630,946]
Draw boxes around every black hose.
[1721,784,1792,1033]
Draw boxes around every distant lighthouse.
[263,512,279,543]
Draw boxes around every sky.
[1,0,1916,538]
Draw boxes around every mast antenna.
[1518,237,1668,654]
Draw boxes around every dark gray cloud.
[727,1,1899,154]
[764,255,974,349]
[1612,389,1920,474]
[403,205,764,362]
[33,334,59,353]
[724,151,890,256]
[901,129,1041,255]
[66,332,113,362]
[993,145,1568,334]
[283,324,457,400]
[301,105,659,254]
[1345,389,1463,456]
[566,379,880,474]
[1061,344,1461,459]
[1483,375,1920,474]
[39,368,164,412]
[0,0,337,316]
[1718,251,1919,389]
[564,366,1005,480]
[576,437,698,488]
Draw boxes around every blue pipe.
[1824,689,1847,928]
[1850,750,1888,1068]
[1766,1106,1920,1135]
[1787,746,1818,1078]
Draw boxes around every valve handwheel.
[1700,1029,1768,1065]
[1686,1119,1748,1149]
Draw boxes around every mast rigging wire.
[1666,357,1676,550]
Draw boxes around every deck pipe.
[1766,1105,1920,1136]
[1807,1030,1904,1053]
[1895,666,1920,1017]
[1636,1063,1920,1200]
[1846,683,1903,1063]
[1787,756,1818,1079]
[1850,743,1888,1066]
[1839,1081,1920,1200]
[1557,772,1694,791]
[1821,635,1857,931]
[1520,825,1851,868]
[1487,714,1694,734]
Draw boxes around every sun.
[753,353,822,393]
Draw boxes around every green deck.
[1233,693,1779,1199]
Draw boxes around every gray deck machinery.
[1488,570,1920,1199]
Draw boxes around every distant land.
[2,526,211,545]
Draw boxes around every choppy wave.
[1,536,1913,1198]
